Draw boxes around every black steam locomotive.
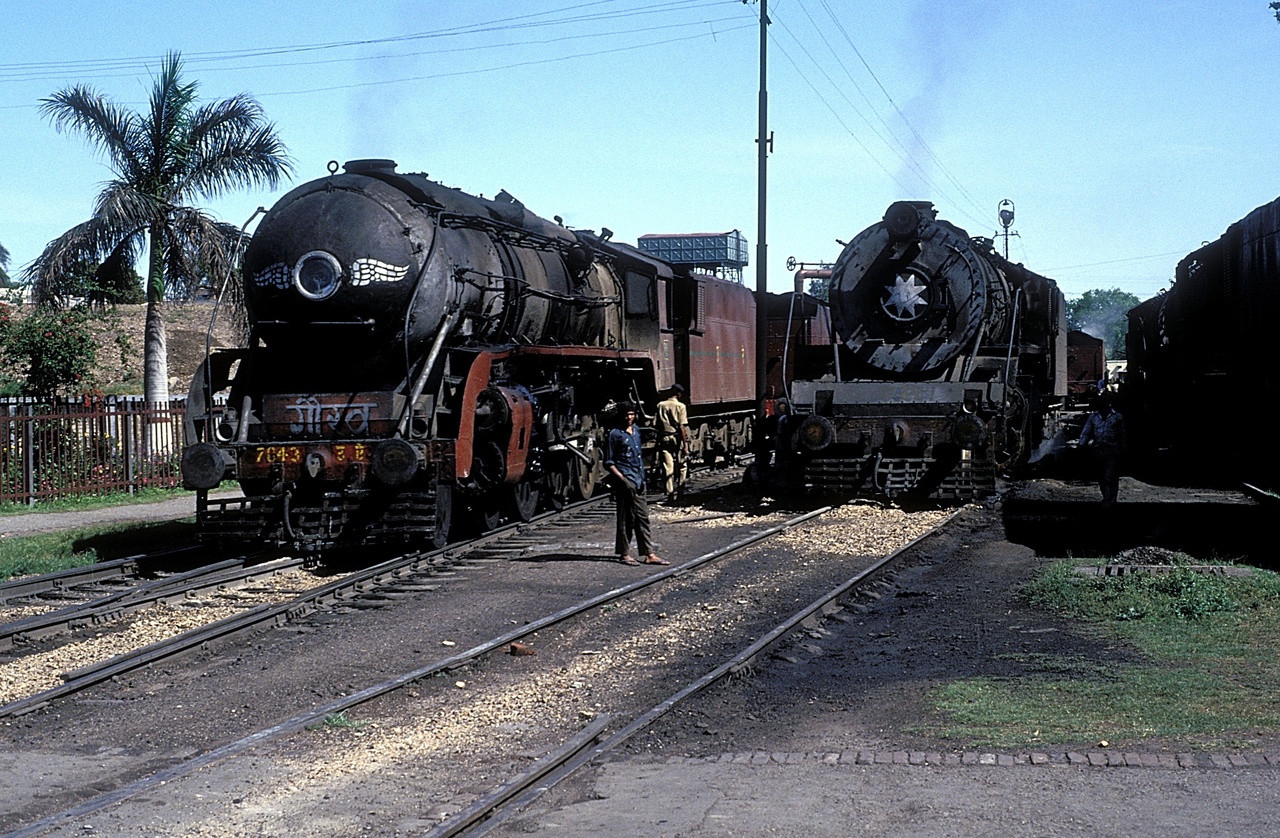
[778,201,1067,500]
[181,159,763,553]
[1126,195,1280,492]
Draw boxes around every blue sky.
[3,1,1279,301]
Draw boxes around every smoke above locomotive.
[181,160,762,553]
[779,201,1067,499]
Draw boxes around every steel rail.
[0,545,202,605]
[0,553,287,650]
[0,495,613,720]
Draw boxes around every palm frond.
[180,96,293,199]
[24,219,144,307]
[40,85,142,179]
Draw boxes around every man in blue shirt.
[1078,392,1127,507]
[605,402,668,565]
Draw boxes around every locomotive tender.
[779,201,1067,500]
[180,159,758,553]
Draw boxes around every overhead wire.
[766,2,987,227]
[814,0,989,223]
[0,0,738,83]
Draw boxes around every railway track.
[0,545,206,606]
[3,494,956,837]
[0,463,741,719]
[433,507,957,837]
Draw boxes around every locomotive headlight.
[293,251,344,300]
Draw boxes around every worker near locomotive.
[764,201,1069,503]
[1074,391,1128,507]
[655,384,691,504]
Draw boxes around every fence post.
[22,402,35,506]
[123,400,136,495]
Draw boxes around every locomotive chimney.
[343,159,398,175]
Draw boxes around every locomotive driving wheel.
[545,464,569,510]
[574,441,604,499]
[992,385,1029,470]
[506,479,541,522]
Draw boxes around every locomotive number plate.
[251,444,373,464]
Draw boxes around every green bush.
[0,306,98,397]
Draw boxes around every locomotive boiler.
[180,159,758,553]
[779,201,1067,499]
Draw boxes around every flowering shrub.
[1,308,98,398]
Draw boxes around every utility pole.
[755,0,771,402]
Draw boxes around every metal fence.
[0,396,187,506]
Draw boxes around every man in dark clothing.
[1078,392,1127,507]
[605,403,668,566]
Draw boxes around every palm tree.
[27,51,292,404]
[0,241,10,286]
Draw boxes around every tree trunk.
[143,226,172,459]
[143,300,170,405]
[143,224,170,407]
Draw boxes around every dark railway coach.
[1125,195,1280,490]
[180,160,759,553]
[779,201,1067,500]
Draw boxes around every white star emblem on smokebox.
[882,273,928,319]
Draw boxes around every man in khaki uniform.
[655,384,690,503]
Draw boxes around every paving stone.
[1067,752,1087,766]
[1030,753,1050,765]
[1087,753,1107,767]
[997,754,1014,767]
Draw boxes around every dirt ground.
[491,477,1280,837]
[2,302,241,395]
[5,476,1277,837]
[624,476,1279,760]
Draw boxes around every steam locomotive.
[180,159,761,553]
[776,201,1067,500]
[1125,195,1280,492]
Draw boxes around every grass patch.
[915,560,1280,750]
[0,520,196,581]
[0,486,198,517]
[306,711,370,731]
